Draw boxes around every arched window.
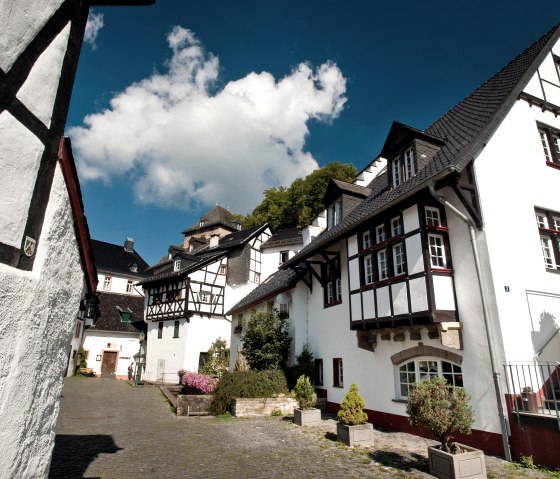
[397,358,463,399]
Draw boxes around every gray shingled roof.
[92,239,149,278]
[181,205,241,235]
[227,268,299,315]
[89,292,146,334]
[262,228,303,249]
[282,24,560,270]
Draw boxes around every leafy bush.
[286,343,314,389]
[209,370,289,415]
[292,375,317,410]
[181,372,218,394]
[337,384,368,426]
[198,337,229,377]
[406,376,474,453]
[241,311,291,371]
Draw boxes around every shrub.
[286,343,314,389]
[241,310,291,371]
[406,376,474,453]
[199,337,229,377]
[209,370,289,415]
[181,372,218,394]
[337,384,368,426]
[292,375,317,410]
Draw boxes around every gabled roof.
[181,205,241,235]
[379,122,445,159]
[92,239,149,278]
[227,268,299,315]
[89,292,146,334]
[322,178,373,205]
[212,223,271,251]
[283,24,560,270]
[262,228,303,249]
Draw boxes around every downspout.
[428,182,512,462]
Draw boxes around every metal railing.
[504,362,560,428]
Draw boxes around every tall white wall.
[82,331,141,379]
[0,166,85,478]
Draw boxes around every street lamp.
[134,331,145,387]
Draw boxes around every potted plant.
[406,377,486,479]
[177,368,186,385]
[336,383,373,447]
[292,375,321,426]
[520,386,538,412]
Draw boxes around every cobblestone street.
[49,378,551,479]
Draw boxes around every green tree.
[292,375,317,410]
[241,310,291,371]
[240,161,357,230]
[337,383,369,426]
[199,337,230,377]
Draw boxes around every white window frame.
[428,234,446,269]
[103,276,112,291]
[538,124,560,165]
[126,280,134,293]
[200,291,212,303]
[393,242,405,275]
[404,147,416,180]
[425,206,441,227]
[364,255,374,284]
[377,249,388,280]
[541,236,556,269]
[397,358,463,399]
[279,250,289,264]
[536,213,548,229]
[219,264,227,275]
[376,224,386,243]
[391,216,403,236]
[392,156,402,188]
[174,259,181,271]
[362,231,372,249]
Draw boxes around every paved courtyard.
[49,377,551,478]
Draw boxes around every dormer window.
[327,198,342,229]
[392,156,402,188]
[129,263,138,273]
[391,147,416,188]
[404,148,416,180]
[174,259,181,271]
[199,219,206,227]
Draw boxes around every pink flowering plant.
[182,371,219,394]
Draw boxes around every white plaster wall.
[99,274,144,295]
[66,319,84,376]
[0,165,85,478]
[82,331,140,378]
[261,244,301,281]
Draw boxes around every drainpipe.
[428,182,512,462]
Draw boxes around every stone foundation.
[233,396,297,417]
[177,394,213,416]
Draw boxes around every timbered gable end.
[145,257,227,321]
[347,195,458,330]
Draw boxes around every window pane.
[404,148,416,179]
[364,255,374,284]
[393,243,405,275]
[541,236,555,268]
[540,129,552,162]
[377,249,388,280]
[429,235,446,268]
[376,225,386,243]
[392,157,402,187]
[391,217,403,236]
[425,207,441,227]
[536,214,547,228]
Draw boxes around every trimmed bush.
[406,376,474,453]
[209,370,289,415]
[286,343,314,389]
[337,384,368,426]
[292,375,317,410]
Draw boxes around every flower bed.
[181,372,218,394]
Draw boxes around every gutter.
[428,182,512,462]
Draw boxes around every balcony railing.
[504,362,560,427]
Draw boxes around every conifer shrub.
[209,370,289,415]
[286,343,314,389]
[337,383,368,426]
[292,375,317,410]
[406,376,474,453]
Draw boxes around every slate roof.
[90,292,146,334]
[227,268,299,315]
[283,24,560,270]
[323,179,372,204]
[182,205,241,235]
[92,239,149,278]
[261,228,303,249]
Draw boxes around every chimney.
[209,233,220,248]
[124,237,134,252]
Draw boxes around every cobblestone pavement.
[49,378,551,479]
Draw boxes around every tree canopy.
[240,161,357,230]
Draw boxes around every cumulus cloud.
[69,26,347,213]
[84,11,104,50]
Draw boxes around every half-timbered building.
[228,24,560,467]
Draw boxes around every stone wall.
[233,396,297,417]
[177,394,213,416]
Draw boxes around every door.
[101,351,118,373]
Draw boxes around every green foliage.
[337,384,368,426]
[292,375,317,410]
[519,454,537,469]
[241,310,291,371]
[199,337,229,377]
[406,376,474,453]
[209,370,289,415]
[286,343,315,389]
[240,162,358,230]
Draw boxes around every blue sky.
[67,1,559,265]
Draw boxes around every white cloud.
[84,11,104,50]
[69,26,347,214]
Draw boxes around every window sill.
[426,226,448,232]
[324,300,342,309]
[546,161,560,170]
[431,268,452,275]
[333,385,344,388]
[545,267,560,275]
[392,398,407,404]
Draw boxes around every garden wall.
[177,395,213,416]
[233,396,297,417]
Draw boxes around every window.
[362,231,372,249]
[327,198,342,229]
[538,124,560,166]
[333,358,343,387]
[392,156,402,188]
[425,206,442,227]
[428,234,447,268]
[324,258,342,307]
[85,299,96,319]
[199,220,206,227]
[279,250,289,264]
[364,255,374,284]
[157,322,163,339]
[198,352,209,370]
[174,259,181,272]
[398,359,463,398]
[200,291,211,303]
[74,321,81,338]
[254,272,260,284]
[219,264,227,275]
[375,224,386,243]
[536,208,560,270]
[103,276,111,291]
[404,147,416,180]
[314,359,323,386]
[393,243,405,275]
[173,320,180,338]
[126,280,134,293]
[377,249,388,280]
[391,216,403,236]
[279,302,289,318]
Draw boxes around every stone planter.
[336,422,374,447]
[176,394,213,416]
[293,408,321,426]
[428,443,487,479]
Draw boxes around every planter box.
[428,443,487,479]
[233,396,297,417]
[521,392,538,412]
[176,394,213,416]
[293,408,322,426]
[336,422,374,447]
